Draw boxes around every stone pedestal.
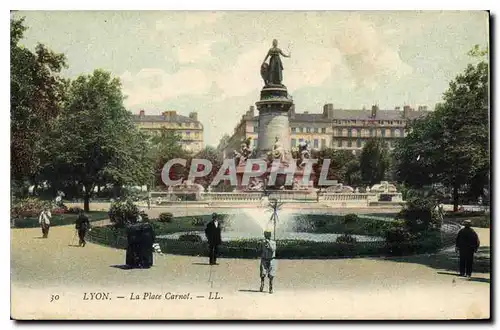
[255,85,293,158]
[231,83,316,194]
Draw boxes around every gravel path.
[11,212,490,320]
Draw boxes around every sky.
[12,11,489,147]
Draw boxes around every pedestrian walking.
[455,219,480,278]
[38,207,52,238]
[75,210,91,247]
[205,213,222,265]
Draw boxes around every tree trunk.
[84,193,90,212]
[453,184,459,212]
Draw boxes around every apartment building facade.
[132,110,204,154]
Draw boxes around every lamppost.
[268,198,283,240]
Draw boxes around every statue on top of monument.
[261,39,291,86]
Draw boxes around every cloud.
[334,14,413,89]
[176,40,214,64]
[120,67,212,107]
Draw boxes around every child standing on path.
[259,230,277,294]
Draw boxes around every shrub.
[336,234,357,244]
[139,210,149,222]
[398,194,442,233]
[108,200,139,227]
[178,234,203,243]
[343,214,359,224]
[67,207,84,214]
[158,212,173,223]
[191,217,205,226]
[470,216,490,228]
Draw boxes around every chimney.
[403,105,412,118]
[189,112,198,121]
[323,103,334,119]
[371,105,379,118]
[139,109,145,117]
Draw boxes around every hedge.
[88,224,456,259]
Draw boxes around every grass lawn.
[13,211,109,228]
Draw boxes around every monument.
[232,39,316,191]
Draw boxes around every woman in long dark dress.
[262,39,291,85]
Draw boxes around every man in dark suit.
[205,213,222,265]
[75,210,91,247]
[455,219,480,278]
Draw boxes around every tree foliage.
[394,45,489,211]
[149,128,186,188]
[44,70,151,211]
[11,17,67,185]
[316,148,361,186]
[359,138,390,186]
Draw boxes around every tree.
[150,128,186,189]
[48,69,151,211]
[188,146,223,188]
[316,148,361,186]
[394,45,489,211]
[359,138,390,186]
[11,17,67,189]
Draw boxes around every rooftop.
[131,110,201,124]
[247,109,430,122]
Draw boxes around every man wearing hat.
[205,213,222,265]
[455,219,480,278]
[259,230,277,294]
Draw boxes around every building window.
[313,139,319,148]
[254,126,258,133]
[291,127,296,133]
[381,129,385,137]
[321,127,326,133]
[299,127,304,133]
[390,128,395,137]
[369,128,374,137]
[343,140,348,147]
[314,127,319,133]
[299,138,304,143]
[321,139,326,149]
[395,129,401,137]
[306,127,311,133]
[337,140,341,147]
[186,131,191,137]
[352,128,357,137]
[357,139,361,148]
[342,128,348,136]
[347,129,352,137]
[291,138,297,147]
[347,140,352,148]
